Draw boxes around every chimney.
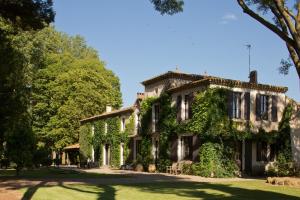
[137,93,144,100]
[106,105,112,112]
[249,70,257,84]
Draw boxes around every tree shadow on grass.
[1,168,300,200]
[21,181,46,200]
[16,181,116,200]
[130,181,300,200]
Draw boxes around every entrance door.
[105,144,110,166]
[244,140,252,175]
[120,143,124,165]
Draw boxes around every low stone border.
[266,177,300,187]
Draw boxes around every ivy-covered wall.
[79,113,134,168]
[79,124,92,163]
[138,88,293,177]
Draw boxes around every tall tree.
[30,27,122,150]
[150,0,300,78]
[0,0,54,171]
[0,0,54,30]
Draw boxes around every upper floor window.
[232,92,242,119]
[256,94,269,120]
[153,104,160,132]
[184,95,189,120]
[137,113,141,134]
[121,117,126,132]
[176,95,182,122]
[183,93,194,120]
[271,96,278,122]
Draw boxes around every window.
[184,95,189,120]
[256,94,269,120]
[155,88,158,95]
[256,141,268,162]
[121,117,126,132]
[244,92,250,120]
[153,104,160,132]
[136,140,142,157]
[181,136,193,160]
[176,95,182,122]
[257,142,276,162]
[154,140,159,163]
[271,96,278,122]
[232,92,242,119]
[137,113,141,134]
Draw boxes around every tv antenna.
[245,44,251,75]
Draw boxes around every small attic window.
[155,88,158,94]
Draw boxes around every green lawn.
[2,168,300,200]
[20,181,300,200]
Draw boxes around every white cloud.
[222,13,237,21]
[220,13,237,25]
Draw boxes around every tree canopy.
[150,0,300,78]
[30,27,122,150]
[0,0,55,30]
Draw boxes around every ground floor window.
[181,136,193,160]
[256,142,276,162]
[136,139,142,158]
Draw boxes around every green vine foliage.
[79,124,92,162]
[80,114,134,168]
[123,115,134,163]
[93,120,105,166]
[139,97,157,168]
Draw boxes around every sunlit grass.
[20,180,300,200]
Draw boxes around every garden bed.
[267,177,300,187]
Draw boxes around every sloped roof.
[64,143,80,150]
[80,106,135,124]
[141,71,203,86]
[168,76,288,93]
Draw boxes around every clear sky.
[53,0,300,107]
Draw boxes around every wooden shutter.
[227,91,233,119]
[271,96,278,122]
[244,92,250,120]
[176,95,182,122]
[170,135,178,162]
[256,94,261,121]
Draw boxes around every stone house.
[80,70,300,174]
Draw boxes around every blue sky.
[53,0,299,107]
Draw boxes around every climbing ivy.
[138,97,157,168]
[79,124,92,162]
[80,113,135,168]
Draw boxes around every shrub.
[196,142,225,177]
[157,158,171,172]
[181,162,193,175]
[193,142,238,178]
[277,153,294,176]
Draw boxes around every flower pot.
[148,164,156,173]
[135,164,144,172]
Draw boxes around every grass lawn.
[19,180,300,200]
[2,168,300,200]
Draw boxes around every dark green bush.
[181,163,193,175]
[157,158,171,172]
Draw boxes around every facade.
[80,70,300,174]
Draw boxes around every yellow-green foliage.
[79,124,92,162]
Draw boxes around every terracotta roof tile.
[80,106,135,124]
